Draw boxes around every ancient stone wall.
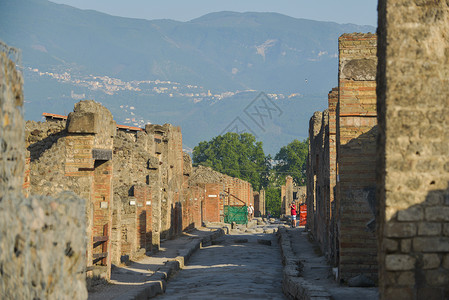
[112,128,156,261]
[26,100,116,279]
[377,1,449,298]
[24,98,255,287]
[0,48,87,299]
[306,111,324,234]
[328,87,339,266]
[336,33,378,281]
[306,109,331,256]
[306,33,378,281]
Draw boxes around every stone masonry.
[306,33,378,282]
[0,45,87,299]
[377,1,449,299]
[25,101,256,284]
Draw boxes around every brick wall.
[377,1,449,298]
[337,33,378,281]
[204,183,221,223]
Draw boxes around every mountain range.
[0,0,375,154]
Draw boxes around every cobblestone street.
[158,229,285,300]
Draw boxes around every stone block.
[418,222,441,236]
[341,58,377,81]
[397,206,423,221]
[385,254,416,271]
[384,238,398,252]
[443,254,449,269]
[384,222,417,238]
[422,254,440,269]
[444,224,449,236]
[413,237,449,252]
[401,239,412,253]
[92,149,112,161]
[67,111,98,134]
[425,207,449,221]
[397,271,415,285]
[417,287,444,300]
[425,269,449,287]
[384,287,414,300]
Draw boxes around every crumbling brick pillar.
[281,185,286,216]
[377,1,449,298]
[336,33,378,282]
[66,100,116,279]
[260,189,266,217]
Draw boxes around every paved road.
[157,229,286,300]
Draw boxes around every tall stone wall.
[306,111,324,234]
[112,128,157,261]
[336,33,378,281]
[377,1,449,299]
[0,48,87,299]
[306,110,331,256]
[328,87,339,266]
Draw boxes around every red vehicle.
[299,204,307,226]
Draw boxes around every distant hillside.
[0,0,375,154]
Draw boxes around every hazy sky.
[49,0,378,27]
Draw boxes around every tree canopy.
[192,132,270,191]
[273,138,308,186]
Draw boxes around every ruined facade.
[0,45,87,299]
[307,33,378,281]
[25,100,257,281]
[377,1,449,298]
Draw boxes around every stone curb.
[278,227,332,300]
[119,227,226,300]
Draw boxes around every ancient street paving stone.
[158,230,285,300]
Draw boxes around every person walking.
[290,202,297,228]
[247,204,254,221]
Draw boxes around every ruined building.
[24,100,258,281]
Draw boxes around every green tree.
[274,138,308,186]
[192,132,270,190]
[265,187,281,218]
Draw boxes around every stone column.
[66,100,116,280]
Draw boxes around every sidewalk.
[88,226,226,300]
[278,226,378,300]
